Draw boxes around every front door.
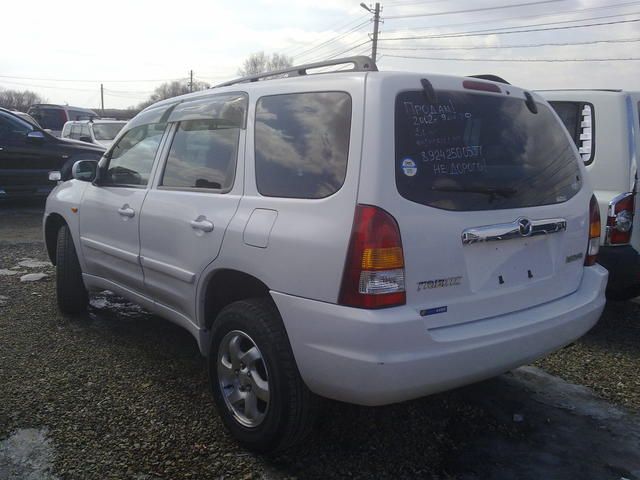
[79,122,167,293]
[140,108,246,322]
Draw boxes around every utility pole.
[189,70,194,92]
[100,83,104,114]
[360,2,381,62]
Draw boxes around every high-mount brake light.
[605,192,635,245]
[585,195,601,266]
[339,205,406,309]
[462,80,501,93]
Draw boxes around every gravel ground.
[1,215,639,479]
[0,242,520,479]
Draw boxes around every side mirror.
[71,160,98,182]
[26,130,45,143]
[79,136,92,143]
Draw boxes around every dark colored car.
[0,108,105,199]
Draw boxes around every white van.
[45,57,607,452]
[539,90,640,299]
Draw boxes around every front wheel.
[55,225,88,314]
[208,298,319,453]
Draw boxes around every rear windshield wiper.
[432,185,518,200]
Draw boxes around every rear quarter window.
[254,91,351,199]
[395,90,582,211]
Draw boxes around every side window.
[161,119,239,191]
[103,123,166,187]
[61,124,71,138]
[254,91,352,199]
[81,125,91,139]
[0,113,31,140]
[70,125,82,140]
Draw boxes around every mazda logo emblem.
[518,218,533,237]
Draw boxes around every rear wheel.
[55,225,88,314]
[208,298,319,453]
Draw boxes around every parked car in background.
[27,104,98,137]
[0,107,104,199]
[44,57,607,452]
[61,119,127,149]
[539,89,640,299]
[10,110,41,128]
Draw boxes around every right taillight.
[339,204,406,309]
[585,194,601,266]
[605,192,635,245]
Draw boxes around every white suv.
[60,119,128,149]
[44,57,608,452]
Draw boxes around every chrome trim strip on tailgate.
[462,217,567,245]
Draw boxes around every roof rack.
[214,56,378,88]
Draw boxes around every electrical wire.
[384,0,567,20]
[379,16,640,41]
[382,0,640,33]
[382,53,640,61]
[380,36,640,51]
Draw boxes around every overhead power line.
[382,53,640,62]
[379,17,640,41]
[282,15,370,57]
[382,0,640,34]
[0,75,181,83]
[294,20,371,61]
[381,37,640,51]
[384,0,567,20]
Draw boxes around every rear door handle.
[117,205,135,218]
[190,216,214,233]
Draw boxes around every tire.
[208,298,320,453]
[55,224,88,314]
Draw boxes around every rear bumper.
[598,245,640,297]
[272,264,608,406]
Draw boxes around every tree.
[0,89,46,112]
[238,52,293,77]
[137,79,209,110]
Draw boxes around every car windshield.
[92,122,126,140]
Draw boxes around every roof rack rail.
[214,56,378,88]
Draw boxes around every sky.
[0,0,638,109]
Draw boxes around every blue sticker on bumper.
[420,306,448,316]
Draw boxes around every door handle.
[190,216,214,233]
[117,205,135,218]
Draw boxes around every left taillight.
[605,192,635,245]
[585,194,601,266]
[339,204,406,309]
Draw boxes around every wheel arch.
[200,269,272,333]
[44,213,68,265]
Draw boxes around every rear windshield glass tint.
[548,101,580,145]
[395,90,582,211]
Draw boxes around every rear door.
[139,93,246,322]
[360,74,590,328]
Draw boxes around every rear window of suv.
[395,90,582,211]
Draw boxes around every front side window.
[0,112,32,140]
[255,91,352,199]
[161,119,240,190]
[103,123,166,186]
[395,90,582,211]
[31,108,66,131]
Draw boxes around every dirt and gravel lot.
[1,202,639,480]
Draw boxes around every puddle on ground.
[0,428,59,480]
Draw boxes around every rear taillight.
[605,192,635,245]
[585,195,601,266]
[339,205,406,309]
